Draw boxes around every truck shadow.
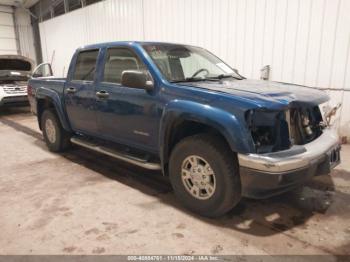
[1,116,350,242]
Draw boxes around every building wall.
[0,5,36,63]
[14,8,37,63]
[38,0,350,137]
[0,5,17,55]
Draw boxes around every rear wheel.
[41,109,71,152]
[169,134,241,217]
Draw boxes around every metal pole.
[12,6,21,55]
[64,0,69,13]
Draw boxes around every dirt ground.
[0,106,349,256]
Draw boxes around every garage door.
[0,6,17,55]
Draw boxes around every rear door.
[64,49,100,135]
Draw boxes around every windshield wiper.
[170,74,243,83]
[170,77,206,83]
[206,74,242,80]
[217,74,233,79]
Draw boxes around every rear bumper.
[238,128,341,198]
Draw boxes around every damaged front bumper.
[238,128,341,198]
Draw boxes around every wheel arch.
[36,88,71,131]
[159,100,253,174]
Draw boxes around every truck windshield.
[142,44,242,82]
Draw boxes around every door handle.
[66,87,76,94]
[96,90,109,99]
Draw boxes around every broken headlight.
[289,106,323,144]
[245,109,291,153]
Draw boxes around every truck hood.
[180,79,329,109]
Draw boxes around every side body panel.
[63,49,102,135]
[29,78,71,131]
[93,47,164,153]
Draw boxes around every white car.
[0,55,34,107]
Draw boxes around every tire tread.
[169,133,241,217]
[41,109,71,152]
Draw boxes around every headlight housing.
[246,106,324,154]
[245,109,291,153]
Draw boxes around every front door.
[95,47,160,152]
[64,49,100,135]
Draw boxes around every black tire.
[169,134,241,218]
[41,109,71,152]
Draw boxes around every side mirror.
[121,70,154,91]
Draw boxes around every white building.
[1,0,349,137]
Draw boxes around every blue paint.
[28,41,329,169]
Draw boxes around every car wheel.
[169,134,241,217]
[41,109,71,152]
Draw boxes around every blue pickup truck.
[28,41,340,217]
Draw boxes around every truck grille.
[2,85,27,94]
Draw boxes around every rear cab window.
[72,49,99,81]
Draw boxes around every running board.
[70,137,161,170]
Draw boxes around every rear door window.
[72,50,99,81]
[103,48,146,84]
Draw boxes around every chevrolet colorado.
[28,41,341,217]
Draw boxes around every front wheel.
[169,134,241,217]
[41,109,71,152]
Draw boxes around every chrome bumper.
[238,128,340,174]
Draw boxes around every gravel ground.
[0,107,349,256]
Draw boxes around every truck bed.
[28,77,66,114]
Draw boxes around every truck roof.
[78,41,193,51]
